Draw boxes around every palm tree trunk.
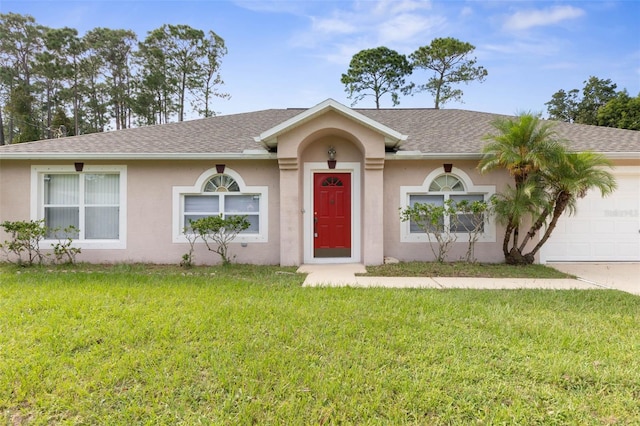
[528,192,571,258]
[503,221,514,257]
[519,203,554,252]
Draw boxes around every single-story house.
[1,99,638,265]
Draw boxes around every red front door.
[314,173,351,258]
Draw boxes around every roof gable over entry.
[254,99,408,150]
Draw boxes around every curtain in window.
[44,174,80,237]
[409,195,444,233]
[85,174,119,239]
[450,194,485,233]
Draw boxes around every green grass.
[363,261,573,278]
[1,264,639,425]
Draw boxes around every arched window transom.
[204,174,240,192]
[429,174,464,192]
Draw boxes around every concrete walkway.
[297,263,636,294]
[548,262,640,295]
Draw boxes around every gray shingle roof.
[1,106,638,158]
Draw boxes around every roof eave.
[388,151,483,160]
[0,151,277,161]
[387,151,640,160]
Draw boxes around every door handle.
[314,212,318,237]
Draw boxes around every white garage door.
[541,168,640,262]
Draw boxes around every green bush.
[187,215,250,265]
[0,219,47,265]
[0,220,81,266]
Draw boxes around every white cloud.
[377,14,445,45]
[312,17,357,35]
[291,0,446,54]
[375,0,433,15]
[460,6,473,18]
[483,39,561,57]
[504,5,585,31]
[540,62,579,71]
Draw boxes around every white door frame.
[303,162,361,264]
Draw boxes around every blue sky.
[3,0,639,117]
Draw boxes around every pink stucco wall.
[3,142,635,266]
[0,159,281,265]
[382,159,509,263]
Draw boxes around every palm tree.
[478,113,566,186]
[479,113,565,263]
[527,151,616,256]
[478,113,616,264]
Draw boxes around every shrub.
[0,220,81,266]
[401,199,491,263]
[0,219,47,265]
[51,226,82,265]
[188,215,250,265]
[401,200,457,262]
[450,199,490,262]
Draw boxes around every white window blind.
[43,173,120,240]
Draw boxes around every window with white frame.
[32,165,127,247]
[173,168,268,243]
[400,168,495,243]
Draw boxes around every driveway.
[548,263,640,296]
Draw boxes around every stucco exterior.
[1,99,638,265]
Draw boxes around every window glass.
[228,214,259,233]
[85,206,119,239]
[45,174,79,205]
[450,194,484,205]
[45,207,80,238]
[408,195,444,233]
[450,194,485,233]
[185,195,219,213]
[409,174,486,235]
[429,175,464,192]
[42,172,120,241]
[182,174,262,237]
[410,194,443,207]
[225,195,259,212]
[204,175,239,192]
[184,214,212,230]
[85,174,119,205]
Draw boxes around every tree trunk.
[503,221,514,257]
[0,106,5,145]
[519,203,553,252]
[46,84,52,139]
[505,247,535,265]
[528,192,571,258]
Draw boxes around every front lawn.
[1,265,638,424]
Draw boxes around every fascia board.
[389,152,483,160]
[388,151,640,160]
[0,152,277,161]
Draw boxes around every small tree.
[450,199,490,262]
[341,46,413,108]
[189,215,250,265]
[181,226,199,268]
[400,200,457,262]
[0,219,47,265]
[51,225,82,264]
